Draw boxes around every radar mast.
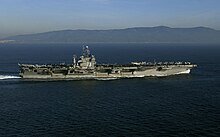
[83,45,91,57]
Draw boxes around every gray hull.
[19,65,195,79]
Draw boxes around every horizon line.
[3,25,218,39]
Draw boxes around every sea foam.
[0,75,21,80]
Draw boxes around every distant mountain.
[2,26,220,43]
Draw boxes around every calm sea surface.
[0,43,220,136]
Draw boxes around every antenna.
[83,45,91,57]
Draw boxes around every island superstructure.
[19,46,197,79]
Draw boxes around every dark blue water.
[0,43,220,136]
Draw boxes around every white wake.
[94,78,118,81]
[0,75,21,80]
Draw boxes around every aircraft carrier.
[19,46,197,79]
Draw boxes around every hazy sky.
[0,0,220,38]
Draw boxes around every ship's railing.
[131,61,192,66]
[19,61,194,71]
[19,63,75,69]
[97,61,192,67]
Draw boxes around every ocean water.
[0,43,220,136]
